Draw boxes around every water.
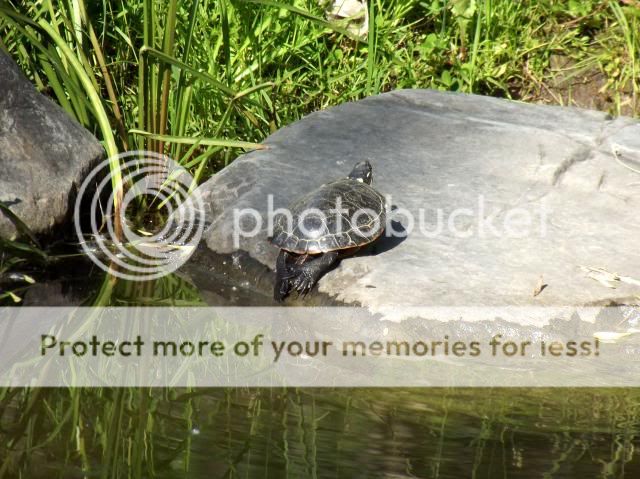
[2,252,640,477]
[173,388,640,478]
[2,387,639,478]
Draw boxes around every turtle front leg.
[290,251,340,297]
[274,250,294,302]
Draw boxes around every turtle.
[271,160,386,301]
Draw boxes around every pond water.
[173,388,640,478]
[2,252,640,477]
[2,387,639,478]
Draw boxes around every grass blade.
[128,129,266,150]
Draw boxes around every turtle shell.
[271,178,386,254]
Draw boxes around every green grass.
[1,1,639,173]
[0,0,638,211]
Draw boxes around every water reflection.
[157,388,639,479]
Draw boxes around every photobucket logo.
[233,194,548,247]
[74,151,205,281]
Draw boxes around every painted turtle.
[272,161,386,301]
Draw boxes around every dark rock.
[0,50,104,238]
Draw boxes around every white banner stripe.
[0,306,638,387]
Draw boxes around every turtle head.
[348,161,373,185]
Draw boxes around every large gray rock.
[197,90,640,317]
[0,50,104,238]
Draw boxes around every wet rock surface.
[0,50,104,238]
[183,246,345,306]
[196,89,640,320]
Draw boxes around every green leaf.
[451,0,476,19]
[9,292,22,303]
[440,70,452,86]
[128,129,266,150]
[0,237,48,262]
[0,201,40,247]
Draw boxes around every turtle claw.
[275,251,339,301]
[289,270,315,297]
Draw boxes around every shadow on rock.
[358,219,407,257]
